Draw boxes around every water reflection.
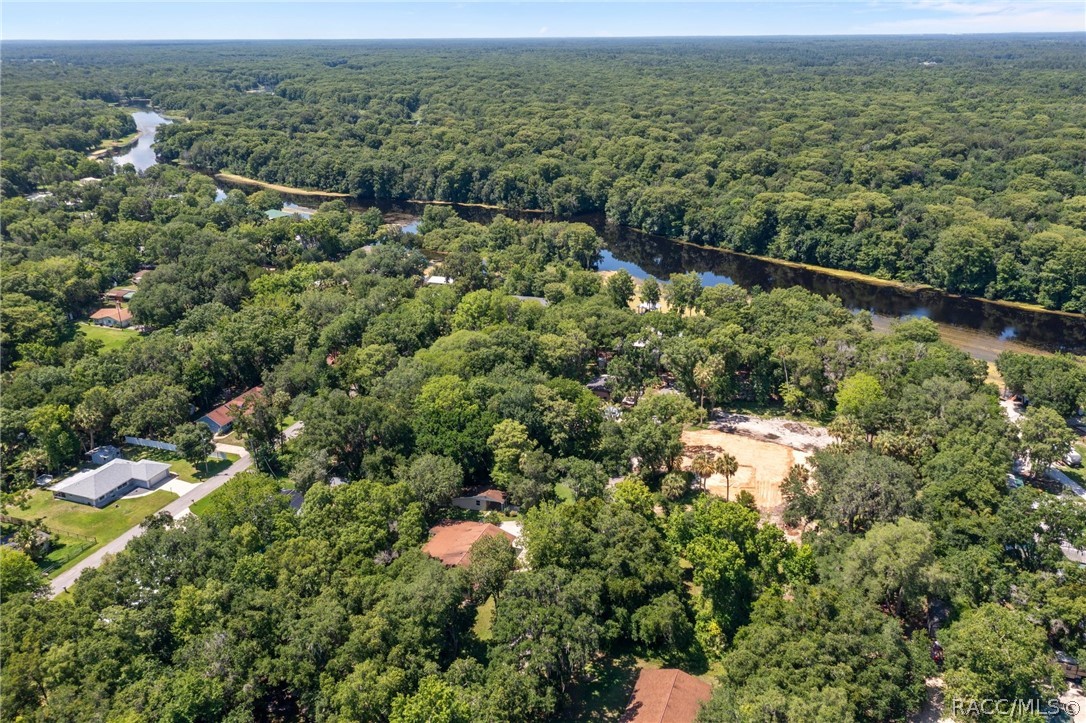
[112,111,171,172]
[215,193,1085,362]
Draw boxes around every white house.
[451,486,510,513]
[51,459,171,508]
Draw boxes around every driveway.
[1047,466,1086,501]
[49,451,252,598]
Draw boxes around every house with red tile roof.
[622,669,712,723]
[196,386,264,435]
[422,520,515,567]
[90,306,133,328]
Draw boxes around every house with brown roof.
[451,486,510,513]
[104,287,137,302]
[422,520,515,567]
[622,669,712,723]
[196,386,264,435]
[90,306,133,328]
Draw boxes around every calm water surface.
[112,111,171,172]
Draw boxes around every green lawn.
[124,446,238,483]
[473,596,496,641]
[5,488,178,576]
[78,322,135,353]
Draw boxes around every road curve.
[48,451,252,598]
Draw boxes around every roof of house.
[105,287,137,298]
[512,295,549,306]
[622,669,712,723]
[51,458,171,501]
[455,486,507,504]
[422,520,515,567]
[424,275,453,285]
[90,307,133,323]
[200,386,264,429]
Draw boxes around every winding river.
[112,110,172,172]
[121,111,1086,361]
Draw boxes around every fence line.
[124,436,177,452]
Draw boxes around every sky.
[2,1,1083,41]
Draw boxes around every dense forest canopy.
[4,35,1086,310]
[1,37,1086,723]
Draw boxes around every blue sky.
[3,1,1083,40]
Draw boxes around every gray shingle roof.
[51,459,171,501]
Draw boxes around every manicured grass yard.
[78,322,135,353]
[124,446,238,483]
[6,488,178,576]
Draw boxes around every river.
[124,110,1085,361]
[112,110,172,172]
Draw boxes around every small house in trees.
[586,376,612,401]
[104,287,137,302]
[422,520,515,567]
[424,275,454,286]
[451,486,510,513]
[622,668,712,723]
[90,306,133,328]
[51,458,171,508]
[86,445,121,466]
[197,386,263,435]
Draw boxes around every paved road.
[49,451,252,598]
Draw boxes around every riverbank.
[407,198,548,214]
[212,167,1084,355]
[671,238,1083,321]
[214,172,350,198]
[87,130,140,160]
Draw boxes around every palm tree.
[690,452,715,490]
[714,452,738,501]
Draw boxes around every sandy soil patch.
[712,412,833,453]
[681,429,801,516]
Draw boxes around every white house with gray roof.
[51,459,172,508]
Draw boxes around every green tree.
[171,422,214,473]
[843,518,941,618]
[640,276,661,307]
[403,453,463,516]
[488,418,535,489]
[1019,405,1074,475]
[835,371,889,436]
[943,604,1062,721]
[714,453,739,502]
[0,548,45,598]
[390,677,470,723]
[467,531,518,603]
[606,269,636,309]
[414,375,497,480]
[73,386,115,451]
[661,471,688,501]
[690,452,715,490]
[27,404,79,472]
[665,272,703,315]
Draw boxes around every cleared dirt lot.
[681,428,809,516]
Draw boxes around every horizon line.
[7,30,1085,42]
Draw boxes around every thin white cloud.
[853,1,1083,33]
